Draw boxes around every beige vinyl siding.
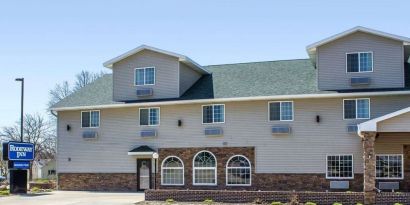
[112,50,180,101]
[179,62,201,96]
[375,133,410,154]
[57,95,410,174]
[378,112,410,132]
[317,31,404,90]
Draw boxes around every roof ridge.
[204,58,309,67]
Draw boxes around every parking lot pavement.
[0,191,144,205]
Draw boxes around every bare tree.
[74,70,105,91]
[0,113,56,180]
[48,81,72,107]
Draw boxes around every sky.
[0,0,409,127]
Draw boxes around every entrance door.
[137,159,152,191]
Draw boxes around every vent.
[272,125,291,134]
[205,127,223,136]
[140,129,157,137]
[347,124,358,133]
[379,182,399,190]
[82,131,98,140]
[136,88,153,97]
[351,77,370,86]
[330,181,349,189]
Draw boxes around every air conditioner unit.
[140,129,157,137]
[205,127,223,136]
[351,77,371,86]
[330,181,349,189]
[136,88,153,97]
[379,182,399,190]
[82,131,98,140]
[347,124,358,133]
[272,125,291,134]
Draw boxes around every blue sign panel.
[8,142,35,161]
[13,161,30,169]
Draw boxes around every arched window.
[226,155,251,185]
[193,151,217,185]
[161,156,184,185]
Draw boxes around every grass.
[33,178,50,183]
[0,190,9,196]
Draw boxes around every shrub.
[0,189,9,196]
[271,202,283,205]
[203,198,214,204]
[333,203,343,205]
[356,203,363,205]
[394,203,403,205]
[165,198,175,204]
[305,202,317,205]
[253,198,264,204]
[30,187,40,193]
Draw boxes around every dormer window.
[346,52,373,73]
[135,67,155,86]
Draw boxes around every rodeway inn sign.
[8,142,34,161]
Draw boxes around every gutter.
[50,90,410,112]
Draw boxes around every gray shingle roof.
[51,59,333,109]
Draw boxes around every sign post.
[2,141,35,194]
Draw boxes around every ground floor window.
[376,154,403,179]
[326,154,353,179]
[161,156,184,185]
[193,151,217,185]
[226,155,251,186]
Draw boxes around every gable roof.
[102,44,209,74]
[306,26,410,66]
[359,106,410,133]
[51,59,410,111]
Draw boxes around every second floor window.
[140,107,160,126]
[135,67,155,86]
[346,52,373,72]
[81,110,100,128]
[343,98,370,119]
[269,101,293,121]
[202,104,225,124]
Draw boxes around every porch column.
[361,131,377,205]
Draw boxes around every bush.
[165,198,175,204]
[253,198,264,204]
[0,189,9,196]
[356,203,363,205]
[333,203,343,205]
[30,187,40,193]
[203,198,214,204]
[394,203,403,205]
[305,202,317,205]
[271,202,283,205]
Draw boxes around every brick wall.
[145,189,364,205]
[58,173,137,191]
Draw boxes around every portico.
[359,107,410,204]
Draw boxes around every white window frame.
[161,156,185,186]
[345,51,374,73]
[226,155,252,186]
[192,150,217,186]
[201,104,225,124]
[325,154,354,179]
[139,107,160,126]
[375,154,404,180]
[81,110,100,128]
[134,67,156,86]
[343,98,371,120]
[268,101,294,122]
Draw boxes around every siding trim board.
[51,90,410,111]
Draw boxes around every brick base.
[58,173,137,191]
[145,190,364,205]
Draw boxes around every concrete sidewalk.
[0,191,144,205]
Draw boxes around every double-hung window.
[346,52,373,72]
[202,104,225,124]
[343,98,370,119]
[81,110,100,128]
[326,154,353,179]
[269,101,293,121]
[376,154,403,179]
[139,107,160,126]
[135,67,155,86]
